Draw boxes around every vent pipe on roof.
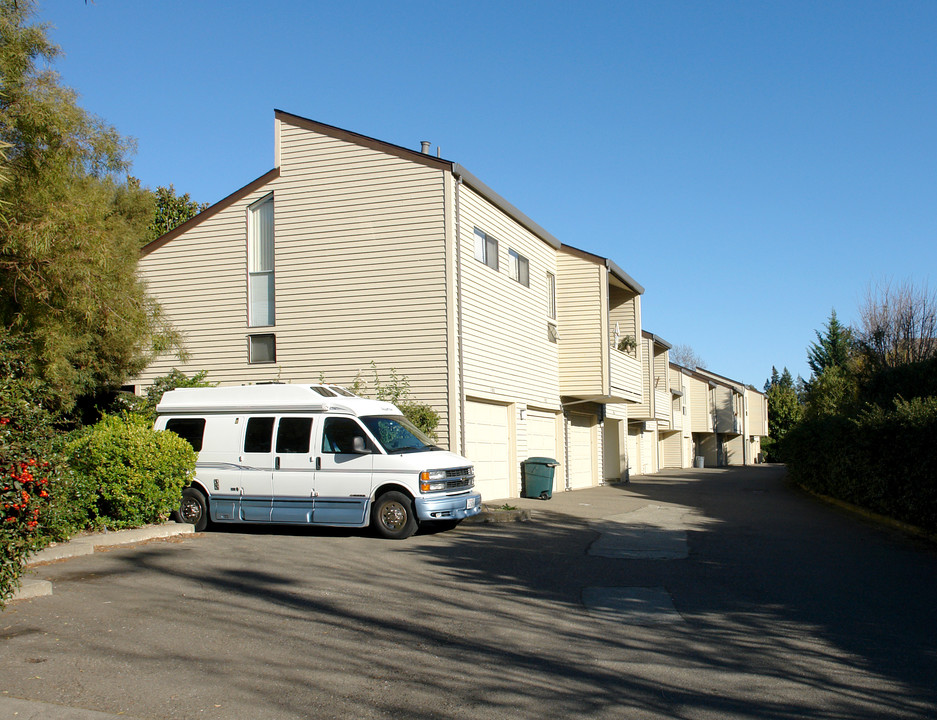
[420,140,431,154]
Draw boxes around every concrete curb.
[10,523,195,603]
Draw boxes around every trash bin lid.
[524,457,559,467]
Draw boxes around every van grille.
[445,478,473,490]
[444,466,474,490]
[446,466,473,479]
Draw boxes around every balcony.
[609,348,642,403]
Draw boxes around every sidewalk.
[11,522,195,602]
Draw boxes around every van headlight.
[420,469,447,492]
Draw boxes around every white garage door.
[567,413,595,490]
[526,410,560,494]
[464,400,512,502]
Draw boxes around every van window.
[276,417,313,453]
[321,417,374,454]
[244,417,275,453]
[165,418,206,452]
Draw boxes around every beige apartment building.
[137,110,765,499]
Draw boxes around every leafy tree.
[0,0,178,410]
[762,366,802,460]
[143,183,208,244]
[807,309,853,377]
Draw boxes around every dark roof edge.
[140,168,280,257]
[695,367,751,394]
[275,109,453,172]
[452,164,562,250]
[559,243,644,295]
[641,330,673,350]
[606,259,645,295]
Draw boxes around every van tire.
[179,487,209,533]
[371,491,418,540]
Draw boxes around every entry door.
[270,416,317,523]
[567,413,595,490]
[239,416,276,522]
[314,416,374,525]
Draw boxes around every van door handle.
[275,457,280,470]
[316,457,321,470]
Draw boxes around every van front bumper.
[415,492,483,522]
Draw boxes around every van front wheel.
[371,491,418,540]
[179,487,209,532]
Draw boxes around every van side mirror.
[352,436,371,454]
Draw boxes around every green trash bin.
[521,457,559,500]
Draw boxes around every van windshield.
[360,415,438,454]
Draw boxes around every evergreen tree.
[763,366,803,460]
[807,309,853,377]
[0,0,177,410]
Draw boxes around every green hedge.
[785,397,937,532]
[64,414,196,529]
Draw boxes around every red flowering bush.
[1,416,55,608]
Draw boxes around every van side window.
[165,418,206,452]
[322,417,373,454]
[276,417,313,454]
[244,417,275,453]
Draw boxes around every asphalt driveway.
[2,465,935,719]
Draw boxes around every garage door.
[526,410,560,494]
[567,413,595,490]
[464,400,512,502]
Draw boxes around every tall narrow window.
[508,249,529,287]
[249,195,275,326]
[546,272,556,319]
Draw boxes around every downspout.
[453,172,466,457]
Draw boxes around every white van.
[155,384,481,539]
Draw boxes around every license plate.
[466,497,477,509]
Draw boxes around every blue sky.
[37,0,937,389]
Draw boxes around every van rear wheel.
[371,491,418,540]
[179,487,209,532]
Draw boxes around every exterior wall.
[458,185,560,411]
[457,184,562,496]
[555,251,607,398]
[138,117,454,447]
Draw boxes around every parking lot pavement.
[2,465,936,720]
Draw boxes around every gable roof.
[142,110,564,255]
[140,168,279,257]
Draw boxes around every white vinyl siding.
[459,186,560,412]
[138,116,453,448]
[556,251,606,397]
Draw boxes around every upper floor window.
[473,228,498,270]
[248,195,275,327]
[546,272,556,319]
[508,249,529,287]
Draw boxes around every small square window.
[248,334,276,363]
[509,249,529,287]
[473,228,498,270]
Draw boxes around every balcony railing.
[610,348,642,402]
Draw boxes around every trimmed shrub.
[786,398,937,532]
[64,414,196,529]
